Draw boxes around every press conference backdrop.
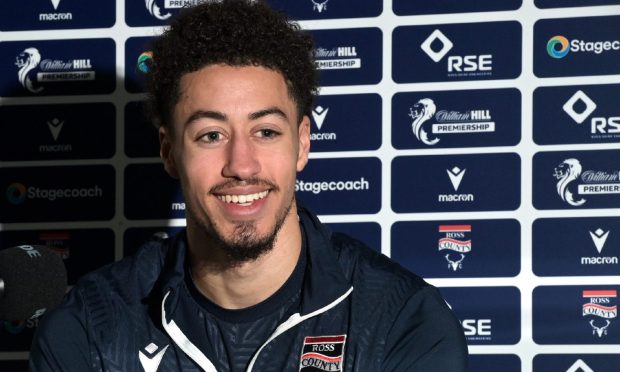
[1,0,620,371]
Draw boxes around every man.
[30,1,468,371]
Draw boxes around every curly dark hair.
[145,0,318,129]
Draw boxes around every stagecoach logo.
[421,29,493,78]
[315,46,360,70]
[438,225,472,271]
[39,0,73,22]
[581,228,618,267]
[299,335,346,371]
[408,98,495,145]
[311,0,329,13]
[582,290,617,338]
[563,90,620,140]
[311,106,336,141]
[145,0,200,20]
[554,158,620,206]
[438,166,474,203]
[14,47,95,93]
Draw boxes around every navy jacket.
[30,208,468,371]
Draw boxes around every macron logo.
[51,0,61,10]
[312,106,329,130]
[47,118,64,141]
[139,343,169,372]
[566,359,594,372]
[447,166,466,191]
[589,228,610,254]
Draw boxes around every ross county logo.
[311,0,329,13]
[408,98,494,145]
[145,0,200,20]
[439,166,474,203]
[5,182,103,205]
[40,118,72,153]
[563,90,620,140]
[40,231,71,259]
[14,47,95,93]
[438,225,472,271]
[554,158,620,206]
[582,228,617,266]
[315,46,360,70]
[299,335,346,372]
[296,178,369,195]
[421,29,492,78]
[582,290,617,338]
[311,106,336,141]
[547,35,620,59]
[39,0,73,22]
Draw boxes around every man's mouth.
[217,190,269,206]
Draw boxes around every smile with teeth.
[218,190,269,205]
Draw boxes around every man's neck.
[186,209,302,310]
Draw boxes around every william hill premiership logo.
[554,158,620,206]
[421,29,493,78]
[145,0,200,20]
[14,47,94,93]
[582,290,617,338]
[408,98,494,145]
[315,46,360,70]
[299,335,346,371]
[438,225,472,271]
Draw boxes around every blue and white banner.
[326,222,381,252]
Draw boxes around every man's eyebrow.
[184,110,227,126]
[248,107,288,121]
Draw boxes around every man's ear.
[296,115,311,172]
[159,126,179,179]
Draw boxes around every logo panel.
[0,0,114,31]
[295,158,381,215]
[534,286,620,344]
[311,28,382,86]
[393,22,521,83]
[124,164,184,220]
[126,0,201,26]
[0,165,115,223]
[533,150,620,209]
[326,222,381,253]
[392,88,521,149]
[533,217,620,276]
[394,0,521,15]
[0,317,38,352]
[534,16,620,77]
[123,227,185,257]
[391,153,520,212]
[1,229,114,285]
[469,354,521,372]
[299,335,346,372]
[535,0,620,8]
[391,219,520,278]
[534,354,620,372]
[267,0,381,20]
[533,84,620,144]
[0,103,115,161]
[125,101,161,158]
[440,286,521,345]
[0,39,115,96]
[310,94,381,152]
[125,37,156,93]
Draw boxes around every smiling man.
[29,1,467,371]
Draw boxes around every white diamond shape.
[51,0,61,10]
[421,29,453,63]
[563,90,597,124]
[566,359,594,372]
[144,342,158,354]
[311,105,329,131]
[447,166,466,191]
[589,228,610,254]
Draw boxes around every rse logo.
[461,319,492,336]
[421,29,493,74]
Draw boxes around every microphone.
[0,245,68,321]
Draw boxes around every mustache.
[209,177,279,194]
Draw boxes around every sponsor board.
[311,28,382,86]
[534,354,620,372]
[0,318,38,352]
[326,222,381,252]
[392,21,521,83]
[391,219,520,278]
[0,39,115,96]
[534,286,620,344]
[534,84,620,144]
[310,94,381,152]
[1,229,114,284]
[125,101,160,158]
[469,354,521,372]
[295,158,381,215]
[1,165,115,223]
[0,0,114,31]
[125,0,202,26]
[391,153,520,212]
[267,0,381,20]
[440,286,521,345]
[123,227,185,257]
[125,37,155,93]
[0,103,115,161]
[533,150,620,210]
[536,0,620,8]
[394,0,521,15]
[124,164,184,220]
[533,217,620,276]
[534,16,620,77]
[392,88,521,149]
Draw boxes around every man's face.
[160,64,310,261]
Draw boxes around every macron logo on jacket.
[139,343,169,372]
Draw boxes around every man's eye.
[200,131,222,143]
[258,129,280,138]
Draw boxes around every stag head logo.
[311,0,328,13]
[445,253,465,271]
[590,319,611,338]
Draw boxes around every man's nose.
[222,134,261,179]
